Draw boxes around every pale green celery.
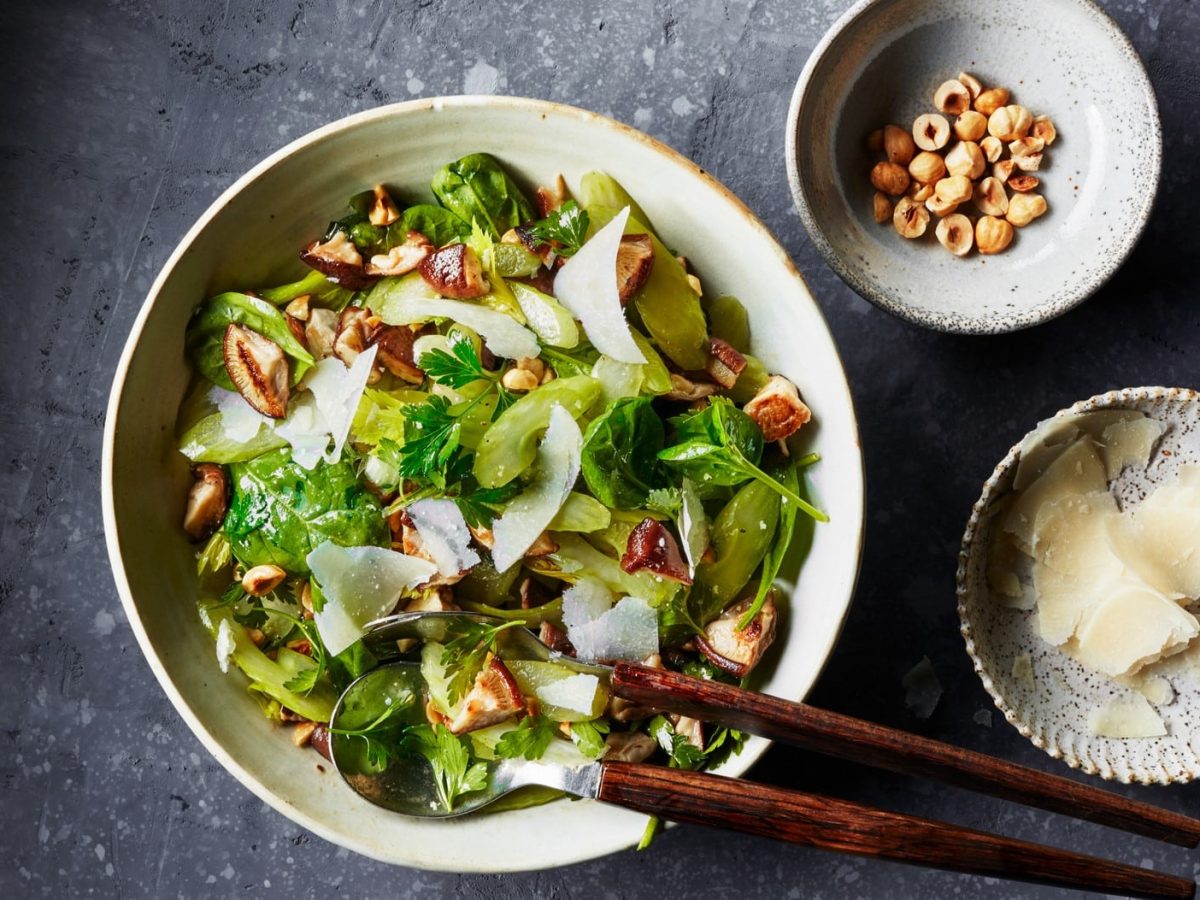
[694,479,779,608]
[179,412,288,464]
[630,330,672,395]
[548,534,679,606]
[577,171,657,239]
[366,272,439,325]
[727,354,770,404]
[510,281,579,348]
[548,492,611,532]
[199,604,336,722]
[473,376,602,488]
[351,387,428,446]
[588,206,709,371]
[708,296,751,353]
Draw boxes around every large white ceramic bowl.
[786,0,1161,333]
[102,97,865,871]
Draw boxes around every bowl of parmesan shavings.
[957,386,1200,784]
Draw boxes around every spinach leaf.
[222,449,389,573]
[430,153,536,239]
[397,203,470,246]
[659,398,827,522]
[186,292,315,391]
[581,397,669,509]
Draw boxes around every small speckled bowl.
[785,0,1161,333]
[957,387,1200,784]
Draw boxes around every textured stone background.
[4,0,1199,896]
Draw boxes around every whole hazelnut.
[883,124,916,165]
[908,150,947,184]
[870,160,911,195]
[976,215,1015,254]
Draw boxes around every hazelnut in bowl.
[786,0,1160,333]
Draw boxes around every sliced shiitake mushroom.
[665,372,717,403]
[705,337,747,390]
[365,231,433,276]
[299,231,373,291]
[370,324,425,383]
[183,463,228,541]
[333,306,375,367]
[534,173,569,218]
[222,324,290,418]
[305,308,338,360]
[615,233,655,304]
[538,621,575,657]
[418,243,490,299]
[447,657,525,734]
[620,518,692,585]
[743,375,811,443]
[602,731,657,763]
[694,593,778,679]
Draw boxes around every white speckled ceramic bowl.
[786,0,1161,333]
[957,387,1200,784]
[102,97,865,871]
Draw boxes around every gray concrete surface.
[4,0,1199,896]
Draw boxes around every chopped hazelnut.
[933,79,972,116]
[893,196,931,238]
[936,213,975,257]
[912,113,951,152]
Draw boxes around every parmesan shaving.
[307,541,437,656]
[1099,416,1166,481]
[405,498,480,577]
[552,206,646,365]
[1067,582,1198,678]
[1088,693,1167,739]
[490,404,582,572]
[1002,436,1106,549]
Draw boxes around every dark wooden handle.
[598,763,1194,900]
[611,662,1200,848]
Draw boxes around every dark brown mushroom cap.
[418,243,490,299]
[615,233,655,304]
[222,324,290,418]
[299,233,375,291]
[332,306,375,367]
[620,517,692,585]
[183,463,228,541]
[370,324,424,383]
[705,337,747,390]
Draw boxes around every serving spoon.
[327,612,1197,898]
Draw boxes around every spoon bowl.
[330,659,602,818]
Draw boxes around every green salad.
[178,153,824,833]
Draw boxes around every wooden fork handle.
[598,763,1194,899]
[611,662,1200,848]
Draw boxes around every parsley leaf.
[327,700,412,771]
[409,724,489,811]
[454,480,522,530]
[397,395,462,482]
[569,718,611,760]
[495,715,558,760]
[419,334,493,390]
[526,201,589,256]
[440,620,521,704]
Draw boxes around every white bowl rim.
[783,0,1163,334]
[955,386,1198,784]
[102,95,866,868]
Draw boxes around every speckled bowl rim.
[956,386,1199,784]
[784,0,1163,335]
[101,96,866,870]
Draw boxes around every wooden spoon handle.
[597,763,1194,900]
[611,662,1200,848]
